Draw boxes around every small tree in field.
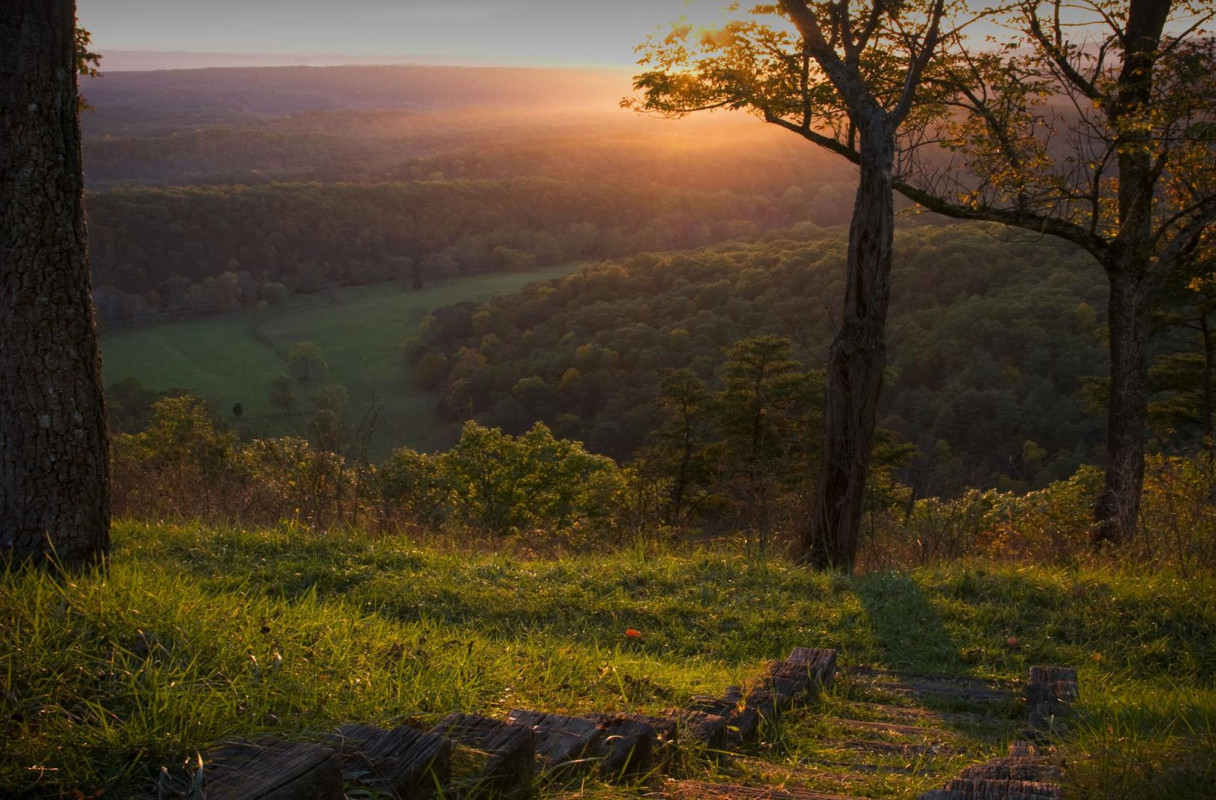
[269,375,297,415]
[287,341,326,382]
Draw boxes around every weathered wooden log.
[671,709,728,750]
[721,647,841,743]
[689,685,743,719]
[590,714,662,780]
[201,737,344,800]
[328,723,450,798]
[628,713,678,767]
[920,777,1063,799]
[916,737,1066,800]
[788,647,838,691]
[1006,741,1042,758]
[958,758,1063,784]
[431,713,534,797]
[1024,666,1079,734]
[506,710,602,775]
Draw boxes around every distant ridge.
[96,50,511,72]
[80,63,633,119]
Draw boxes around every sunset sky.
[78,0,738,69]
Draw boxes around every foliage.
[382,421,630,542]
[1151,245,1216,452]
[111,396,375,531]
[1139,455,1216,578]
[286,340,325,382]
[860,455,1216,574]
[713,335,821,550]
[83,101,856,328]
[73,25,100,111]
[408,223,1107,490]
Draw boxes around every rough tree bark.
[777,0,942,570]
[1094,258,1157,544]
[1090,0,1171,544]
[805,118,896,569]
[1,0,111,564]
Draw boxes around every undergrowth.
[2,521,1213,797]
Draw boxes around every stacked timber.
[176,645,841,799]
[916,666,1079,800]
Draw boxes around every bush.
[112,396,377,531]
[381,421,631,543]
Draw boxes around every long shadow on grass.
[852,573,1018,749]
[853,572,961,673]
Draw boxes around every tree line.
[85,175,847,327]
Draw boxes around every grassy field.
[3,523,1213,798]
[101,266,582,458]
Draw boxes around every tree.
[1,3,110,564]
[715,335,819,553]
[634,0,1216,550]
[633,0,949,568]
[643,369,718,526]
[287,340,326,382]
[898,0,1216,543]
[269,375,298,415]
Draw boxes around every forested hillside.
[405,223,1108,493]
[81,66,856,327]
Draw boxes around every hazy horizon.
[78,0,739,70]
[92,49,642,73]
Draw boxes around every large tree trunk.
[1091,0,1170,545]
[1093,260,1155,545]
[801,119,895,570]
[1,0,110,564]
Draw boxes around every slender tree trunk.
[801,119,895,570]
[1093,261,1155,544]
[1200,311,1214,457]
[1091,0,1169,545]
[0,0,110,564]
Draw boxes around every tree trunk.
[1093,260,1154,545]
[1200,310,1214,458]
[1091,0,1170,546]
[1,0,110,564]
[801,119,895,570]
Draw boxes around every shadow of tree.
[853,572,962,673]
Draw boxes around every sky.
[78,0,739,70]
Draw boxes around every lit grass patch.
[3,522,1214,798]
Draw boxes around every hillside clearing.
[2,523,1213,798]
[100,265,583,458]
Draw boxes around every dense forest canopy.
[404,223,1108,495]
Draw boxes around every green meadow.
[101,266,582,458]
[3,523,1213,798]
